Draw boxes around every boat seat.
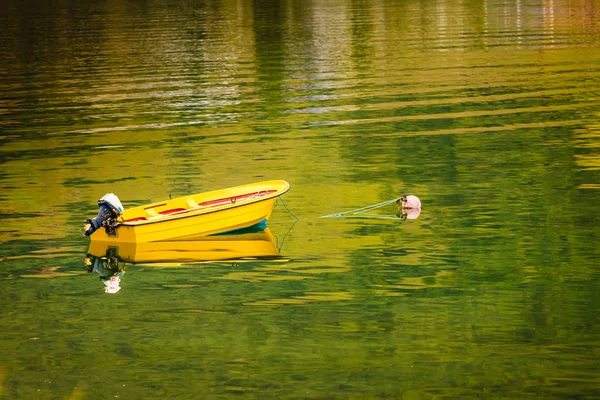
[124,208,188,222]
[187,199,199,208]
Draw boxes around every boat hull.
[89,180,289,243]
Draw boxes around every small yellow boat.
[86,227,281,263]
[83,180,290,243]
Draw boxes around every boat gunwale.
[118,181,290,227]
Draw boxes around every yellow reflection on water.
[0,366,6,398]
[67,383,86,400]
[86,228,281,264]
[217,270,310,283]
[373,270,453,296]
[18,266,84,279]
[576,124,600,172]
[244,291,354,307]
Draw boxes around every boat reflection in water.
[84,225,283,294]
[84,252,125,294]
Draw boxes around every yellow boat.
[86,227,281,263]
[83,180,290,243]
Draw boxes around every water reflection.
[84,226,283,293]
[1,0,599,398]
[84,253,125,294]
[86,226,281,263]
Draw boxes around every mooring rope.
[273,196,300,251]
[276,196,299,221]
[319,197,403,219]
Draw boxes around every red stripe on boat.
[123,217,147,222]
[199,190,276,207]
[159,208,186,215]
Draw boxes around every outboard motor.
[83,193,124,237]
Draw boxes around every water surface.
[1,0,600,398]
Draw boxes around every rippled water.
[1,0,600,398]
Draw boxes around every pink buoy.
[402,195,421,220]
[403,195,421,209]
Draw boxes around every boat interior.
[122,190,278,223]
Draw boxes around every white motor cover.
[101,193,124,214]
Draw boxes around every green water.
[1,0,600,398]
